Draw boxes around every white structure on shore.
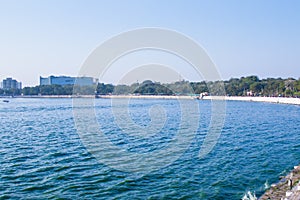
[40,76,97,86]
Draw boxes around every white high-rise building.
[40,76,95,86]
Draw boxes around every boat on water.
[2,100,9,103]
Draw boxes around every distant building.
[1,77,22,90]
[40,76,96,86]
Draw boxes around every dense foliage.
[1,76,300,97]
[223,76,300,97]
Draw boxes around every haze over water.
[1,98,300,199]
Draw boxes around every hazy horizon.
[2,73,299,88]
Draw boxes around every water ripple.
[0,99,300,199]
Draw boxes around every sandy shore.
[203,96,300,105]
[98,95,195,100]
[100,95,300,105]
[2,95,300,105]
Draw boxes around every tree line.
[1,76,300,97]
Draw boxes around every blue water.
[0,98,300,199]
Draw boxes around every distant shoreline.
[1,95,300,105]
[203,96,300,105]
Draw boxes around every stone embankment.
[259,166,300,200]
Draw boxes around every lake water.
[0,98,300,199]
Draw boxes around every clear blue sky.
[0,0,299,86]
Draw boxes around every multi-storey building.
[40,76,96,86]
[1,78,22,90]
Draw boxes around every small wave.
[242,191,257,200]
[264,180,270,190]
[22,184,54,192]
